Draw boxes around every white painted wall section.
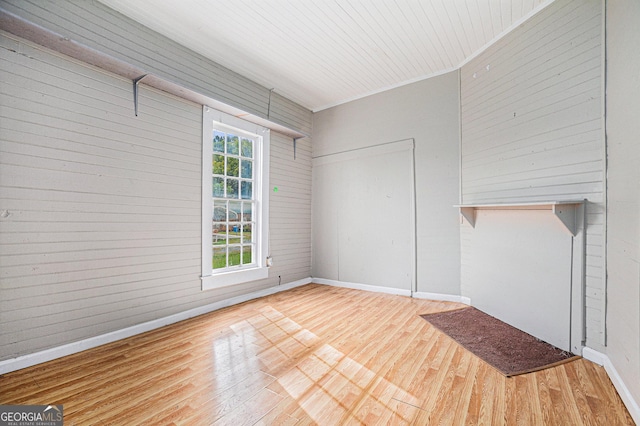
[604,0,640,422]
[312,72,460,295]
[0,33,312,363]
[460,0,605,350]
[463,209,574,350]
[312,141,415,291]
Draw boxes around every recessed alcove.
[456,200,586,354]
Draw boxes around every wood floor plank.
[453,353,481,425]
[534,363,557,425]
[468,361,493,425]
[0,284,634,425]
[582,359,637,425]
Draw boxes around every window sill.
[201,266,268,290]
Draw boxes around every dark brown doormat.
[420,306,580,377]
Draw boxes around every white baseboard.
[312,278,412,296]
[582,347,607,366]
[0,277,312,375]
[412,291,471,305]
[312,278,471,305]
[583,347,640,425]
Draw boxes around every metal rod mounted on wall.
[293,137,302,160]
[267,88,274,119]
[133,74,148,116]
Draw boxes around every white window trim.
[201,107,270,290]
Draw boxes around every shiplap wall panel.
[266,133,312,284]
[0,33,199,358]
[8,0,268,113]
[0,0,312,135]
[460,0,604,349]
[605,0,640,400]
[0,34,312,361]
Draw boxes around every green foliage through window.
[211,128,257,270]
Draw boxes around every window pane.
[243,203,253,222]
[213,200,227,221]
[243,223,253,243]
[227,135,239,155]
[213,200,227,226]
[227,179,239,198]
[241,138,253,158]
[211,223,227,246]
[241,181,252,199]
[213,131,225,153]
[228,228,241,244]
[213,154,225,175]
[228,201,241,222]
[226,157,239,177]
[213,246,226,269]
[228,246,241,266]
[241,159,252,179]
[242,245,253,265]
[212,224,226,245]
[213,177,225,197]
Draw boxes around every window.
[201,108,270,289]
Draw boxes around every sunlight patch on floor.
[214,305,420,424]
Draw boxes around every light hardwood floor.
[0,284,634,425]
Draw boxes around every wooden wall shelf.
[454,200,585,236]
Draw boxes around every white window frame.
[201,107,270,290]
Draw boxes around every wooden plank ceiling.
[97,0,553,111]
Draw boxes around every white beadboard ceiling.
[97,0,553,112]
